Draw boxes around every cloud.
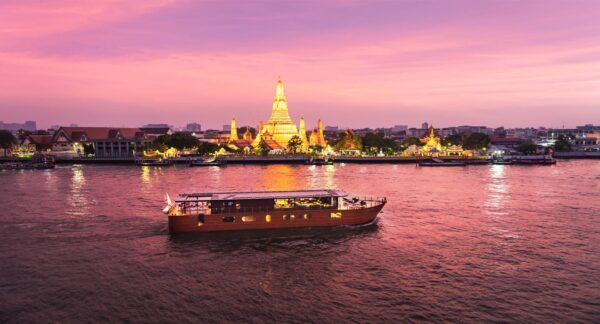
[0,0,176,44]
[0,0,599,128]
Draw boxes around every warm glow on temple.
[403,125,468,157]
[226,79,327,152]
[421,125,442,153]
[261,79,298,146]
[229,118,239,141]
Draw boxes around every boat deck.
[176,189,348,202]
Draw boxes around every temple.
[228,118,253,152]
[403,124,466,157]
[232,79,327,152]
[421,125,442,153]
[229,118,239,141]
[309,119,327,147]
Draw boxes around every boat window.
[290,214,296,220]
[303,213,311,220]
[197,215,205,227]
[222,216,235,222]
[275,199,294,209]
[330,212,342,219]
[241,216,256,222]
[282,214,289,221]
[265,214,271,222]
[294,197,334,209]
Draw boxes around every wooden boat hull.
[168,203,385,233]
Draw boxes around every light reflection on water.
[486,164,508,215]
[67,165,90,216]
[307,164,337,189]
[141,166,151,184]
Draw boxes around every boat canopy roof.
[175,189,348,202]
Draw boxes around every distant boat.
[0,162,55,170]
[189,156,223,167]
[306,156,334,165]
[512,155,556,165]
[136,158,172,166]
[418,158,466,167]
[491,157,514,165]
[0,154,55,170]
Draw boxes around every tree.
[152,142,169,153]
[361,132,398,152]
[442,134,463,146]
[334,129,362,151]
[165,132,200,150]
[401,137,423,147]
[238,127,256,138]
[463,133,490,150]
[517,140,538,154]
[257,141,270,156]
[361,132,382,149]
[153,132,200,151]
[0,130,17,156]
[553,134,574,152]
[286,135,303,154]
[197,142,219,155]
[309,145,324,155]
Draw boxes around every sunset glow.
[1,0,600,128]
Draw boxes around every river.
[1,161,599,322]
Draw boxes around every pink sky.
[1,0,600,129]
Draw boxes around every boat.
[163,189,386,233]
[189,156,223,167]
[0,155,55,170]
[418,158,466,167]
[491,157,514,165]
[136,158,172,166]
[512,155,556,165]
[0,163,54,170]
[306,156,334,165]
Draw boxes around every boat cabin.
[173,189,348,215]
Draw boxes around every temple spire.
[229,117,238,142]
[298,117,309,152]
[267,80,297,124]
[275,78,285,99]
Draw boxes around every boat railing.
[175,196,386,216]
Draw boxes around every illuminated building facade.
[52,127,151,158]
[403,125,466,157]
[421,125,443,153]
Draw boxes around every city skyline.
[1,1,600,129]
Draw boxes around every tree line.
[0,128,582,157]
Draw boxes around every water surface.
[1,161,599,322]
